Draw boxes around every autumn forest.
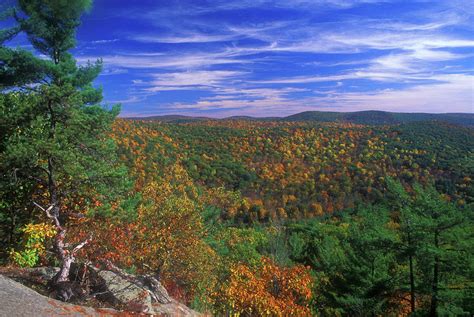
[1,1,473,316]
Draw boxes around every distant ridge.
[283,110,474,127]
[226,115,281,121]
[125,110,474,127]
[127,114,211,123]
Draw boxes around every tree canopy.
[0,0,130,284]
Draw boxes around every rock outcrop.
[95,269,156,314]
[0,273,202,316]
[0,274,120,317]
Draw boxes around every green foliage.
[0,2,471,315]
[284,110,474,127]
[285,181,473,315]
[0,48,48,87]
[10,222,56,267]
[288,206,400,315]
[16,0,92,60]
[0,0,131,263]
[385,178,474,314]
[211,226,268,267]
[110,118,471,314]
[409,184,473,315]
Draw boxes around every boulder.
[96,270,155,314]
[28,266,60,281]
[138,274,172,304]
[153,299,202,317]
[0,274,120,316]
[1,267,202,316]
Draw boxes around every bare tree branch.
[33,201,62,230]
[72,235,92,255]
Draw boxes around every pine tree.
[412,185,473,316]
[0,0,130,288]
[288,206,400,316]
[387,178,473,315]
[386,177,421,314]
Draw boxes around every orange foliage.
[109,119,450,222]
[218,257,313,316]
[71,163,218,304]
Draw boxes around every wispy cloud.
[74,0,474,116]
[144,70,248,91]
[133,34,237,44]
[125,73,472,117]
[91,39,120,44]
[322,74,474,113]
[78,51,248,70]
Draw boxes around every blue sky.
[4,0,474,117]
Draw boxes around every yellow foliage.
[217,257,313,316]
[10,222,56,267]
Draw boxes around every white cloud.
[78,51,247,70]
[91,39,120,44]
[325,74,474,113]
[133,34,237,44]
[129,73,472,117]
[108,95,143,104]
[144,70,248,91]
[94,0,474,116]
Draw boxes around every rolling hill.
[282,110,474,126]
[127,110,474,127]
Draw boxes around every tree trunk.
[407,226,416,313]
[409,253,416,313]
[33,200,90,287]
[54,227,72,283]
[45,99,71,283]
[56,256,73,283]
[429,230,439,317]
[46,156,71,284]
[52,225,91,284]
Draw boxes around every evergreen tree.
[0,0,130,288]
[412,185,473,316]
[387,179,473,315]
[386,177,422,314]
[288,206,400,316]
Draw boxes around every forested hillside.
[1,0,473,316]
[98,118,472,315]
[283,111,474,127]
[138,110,474,127]
[113,119,473,222]
[2,111,473,315]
